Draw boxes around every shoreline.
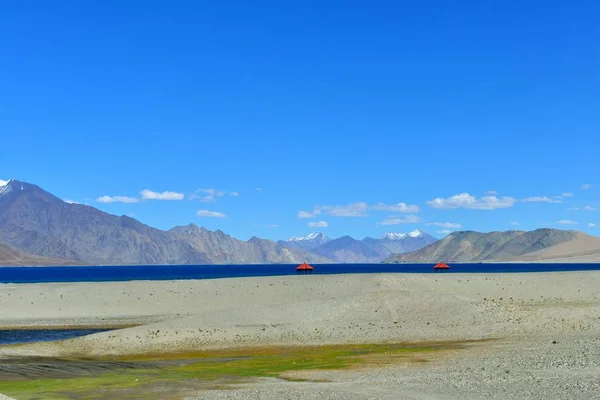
[2,272,600,398]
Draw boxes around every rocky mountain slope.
[0,241,80,266]
[311,236,386,263]
[384,228,589,263]
[0,180,325,265]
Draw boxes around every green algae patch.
[0,342,463,399]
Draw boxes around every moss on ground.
[0,342,461,399]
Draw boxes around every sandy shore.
[2,272,600,398]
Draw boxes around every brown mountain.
[0,180,328,265]
[0,241,80,266]
[384,228,593,263]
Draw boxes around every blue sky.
[1,1,598,240]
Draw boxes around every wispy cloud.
[96,195,139,204]
[267,224,279,228]
[229,192,239,197]
[190,188,227,202]
[556,219,578,225]
[371,202,420,213]
[510,221,520,226]
[582,184,592,190]
[426,222,462,228]
[589,222,597,227]
[427,193,516,210]
[308,221,328,228]
[141,189,184,201]
[315,202,369,217]
[436,229,453,234]
[64,199,80,204]
[568,206,597,211]
[300,201,418,219]
[562,192,574,197]
[256,187,263,192]
[196,210,226,218]
[297,211,316,218]
[521,196,562,204]
[485,190,498,195]
[378,215,421,225]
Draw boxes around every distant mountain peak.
[286,232,329,243]
[380,229,428,240]
[408,229,426,238]
[0,179,26,195]
[380,232,407,240]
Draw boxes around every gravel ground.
[190,335,600,400]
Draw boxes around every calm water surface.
[1,263,600,284]
[0,329,111,345]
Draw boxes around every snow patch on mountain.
[380,232,407,240]
[408,229,425,238]
[286,232,329,242]
[381,229,427,240]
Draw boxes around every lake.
[1,263,600,284]
[0,329,111,345]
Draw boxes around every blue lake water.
[1,263,600,284]
[0,329,111,345]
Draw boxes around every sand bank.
[1,272,600,357]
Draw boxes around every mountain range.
[3,179,598,266]
[0,179,436,266]
[384,229,600,263]
[281,230,438,263]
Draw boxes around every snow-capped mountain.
[287,232,329,242]
[380,232,406,240]
[0,179,18,196]
[380,229,426,240]
[283,232,330,250]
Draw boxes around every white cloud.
[297,211,316,218]
[379,215,422,225]
[315,202,369,217]
[196,209,226,218]
[301,201,418,219]
[229,192,239,197]
[96,195,139,204]
[64,199,80,204]
[141,189,184,201]
[556,219,578,225]
[562,192,574,197]
[427,193,516,210]
[256,187,263,191]
[190,189,227,201]
[436,229,453,234]
[589,222,597,227]
[567,207,580,211]
[582,184,592,190]
[267,224,279,228]
[584,206,597,211]
[308,221,328,228]
[510,221,520,226]
[521,196,562,204]
[371,202,420,213]
[198,188,225,197]
[485,190,498,195]
[426,222,462,228]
